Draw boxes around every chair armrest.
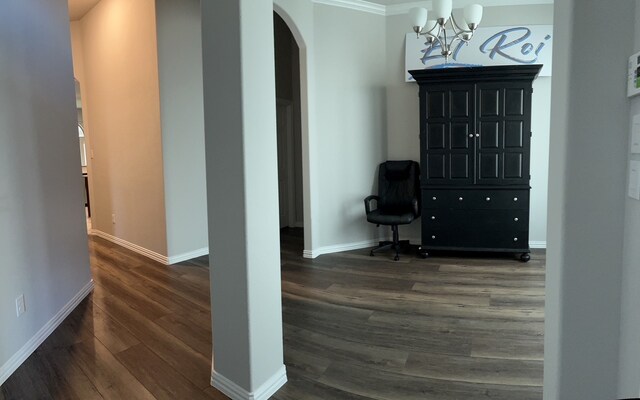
[364,195,379,215]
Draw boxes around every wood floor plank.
[40,348,104,400]
[319,361,543,400]
[67,338,156,400]
[115,343,212,400]
[90,284,213,389]
[404,351,543,386]
[202,386,231,399]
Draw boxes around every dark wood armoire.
[409,65,542,262]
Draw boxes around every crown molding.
[312,0,386,16]
[313,0,553,17]
[387,0,553,15]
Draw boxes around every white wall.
[155,0,209,261]
[545,1,634,398]
[618,2,640,397]
[313,3,387,251]
[0,0,92,383]
[385,4,553,245]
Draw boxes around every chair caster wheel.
[520,252,530,262]
[370,250,375,257]
[394,255,399,261]
[418,248,429,259]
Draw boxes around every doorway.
[274,12,304,235]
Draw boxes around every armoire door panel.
[450,154,470,179]
[450,123,470,149]
[504,120,524,148]
[505,88,525,116]
[427,91,446,118]
[426,154,446,179]
[503,153,524,178]
[451,90,470,117]
[480,122,500,149]
[427,123,446,149]
[478,153,499,180]
[479,89,500,117]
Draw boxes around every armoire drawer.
[422,209,529,229]
[422,189,529,210]
[422,225,529,250]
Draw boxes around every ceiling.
[358,0,552,5]
[68,0,101,21]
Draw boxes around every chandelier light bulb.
[409,7,428,34]
[463,4,483,30]
[432,0,453,24]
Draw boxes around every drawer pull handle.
[431,235,436,239]
[486,197,491,201]
[458,197,463,201]
[513,237,518,242]
[513,197,519,202]
[432,196,437,201]
[431,216,436,220]
[514,217,519,222]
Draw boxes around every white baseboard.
[211,365,287,400]
[302,237,546,258]
[303,238,386,258]
[90,229,169,265]
[167,247,209,265]
[0,280,94,386]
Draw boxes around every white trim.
[167,247,209,265]
[89,229,169,265]
[0,280,94,386]
[312,0,386,15]
[303,238,546,258]
[303,238,388,258]
[211,365,287,400]
[313,0,553,16]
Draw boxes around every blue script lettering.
[420,40,465,64]
[480,27,549,64]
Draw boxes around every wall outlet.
[112,213,116,224]
[15,294,25,317]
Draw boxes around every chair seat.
[366,210,415,225]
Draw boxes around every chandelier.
[409,0,483,62]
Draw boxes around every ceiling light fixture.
[409,0,483,62]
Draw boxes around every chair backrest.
[377,160,420,215]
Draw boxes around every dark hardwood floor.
[1,228,544,399]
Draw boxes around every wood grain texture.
[1,228,545,399]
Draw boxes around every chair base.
[369,225,410,261]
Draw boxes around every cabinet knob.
[468,134,474,138]
[513,237,518,242]
[431,235,436,239]
[475,133,480,137]
[431,216,436,220]
[458,197,463,201]
[514,217,519,222]
[513,197,518,202]
[432,196,437,200]
[486,197,491,201]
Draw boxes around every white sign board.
[405,25,553,82]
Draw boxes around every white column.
[201,1,286,399]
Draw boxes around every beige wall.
[71,0,168,255]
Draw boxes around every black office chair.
[364,160,420,261]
